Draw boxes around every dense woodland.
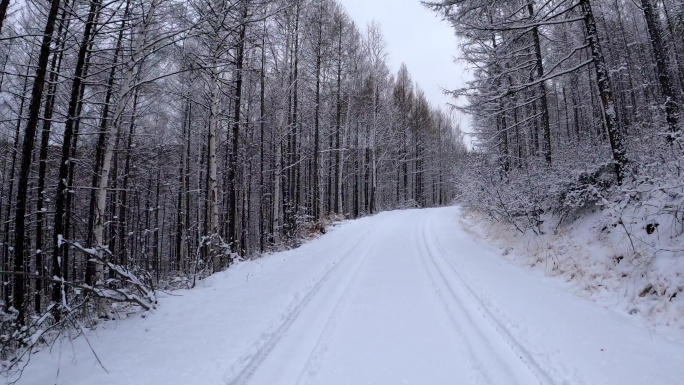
[0,0,465,357]
[427,0,684,235]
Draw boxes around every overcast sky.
[337,0,472,136]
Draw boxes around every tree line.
[0,0,465,350]
[427,0,684,231]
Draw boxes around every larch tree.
[0,0,464,356]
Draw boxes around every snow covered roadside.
[5,212,400,385]
[432,207,684,384]
[461,206,684,341]
[7,207,684,385]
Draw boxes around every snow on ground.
[464,205,684,341]
[8,207,684,385]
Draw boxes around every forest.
[4,0,684,373]
[426,0,684,242]
[0,0,465,360]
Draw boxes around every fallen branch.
[0,272,154,311]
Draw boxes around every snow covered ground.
[8,207,684,385]
[463,206,684,339]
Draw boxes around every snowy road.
[12,207,684,385]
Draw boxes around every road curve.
[224,208,542,385]
[12,207,684,385]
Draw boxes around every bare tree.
[12,0,62,325]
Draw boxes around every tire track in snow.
[413,212,493,384]
[421,209,562,385]
[417,212,523,383]
[417,210,556,385]
[293,219,395,385]
[223,213,404,385]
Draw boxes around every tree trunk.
[641,0,680,139]
[528,1,552,164]
[13,0,62,324]
[286,3,301,239]
[580,0,627,184]
[229,3,248,252]
[35,1,70,313]
[313,13,322,221]
[53,0,100,306]
[117,85,140,268]
[259,28,267,253]
[91,0,159,316]
[661,0,684,94]
[272,112,282,246]
[334,16,343,214]
[207,63,220,242]
[2,51,33,312]
[0,0,10,34]
[176,97,190,271]
[85,0,129,285]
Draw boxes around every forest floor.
[8,207,684,385]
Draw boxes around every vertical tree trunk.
[562,87,571,141]
[2,51,33,312]
[400,97,409,204]
[0,0,10,34]
[353,121,359,218]
[91,0,159,316]
[176,97,190,271]
[285,3,301,239]
[641,0,680,139]
[580,0,627,183]
[614,0,639,131]
[312,9,323,221]
[66,28,99,285]
[153,154,161,274]
[282,22,292,240]
[117,85,140,268]
[207,64,220,241]
[53,0,100,305]
[292,10,301,237]
[86,0,129,284]
[527,1,552,164]
[240,143,251,257]
[259,27,267,253]
[571,76,581,141]
[511,108,521,169]
[415,136,422,205]
[35,1,70,313]
[272,113,282,246]
[229,3,248,252]
[334,16,343,214]
[13,0,62,324]
[0,155,6,305]
[370,84,378,214]
[660,0,684,93]
[499,106,510,174]
[493,33,509,173]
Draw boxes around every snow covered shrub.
[461,148,684,331]
[552,162,617,217]
[460,155,548,233]
[608,154,684,249]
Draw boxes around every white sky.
[337,0,472,137]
